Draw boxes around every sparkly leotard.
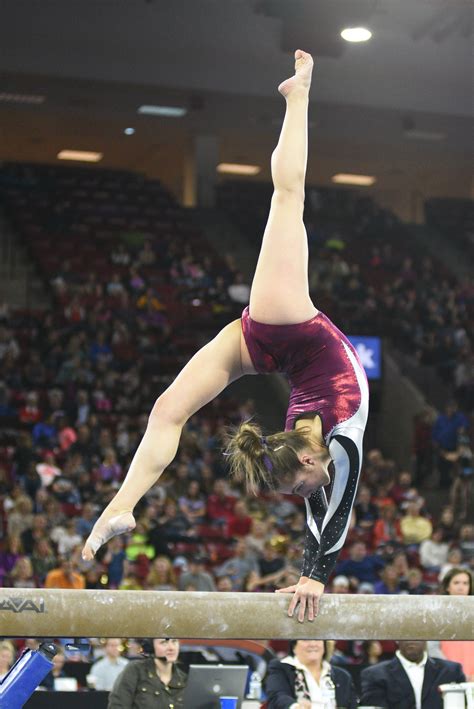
[241,306,369,585]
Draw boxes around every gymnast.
[83,50,369,622]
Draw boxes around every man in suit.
[360,640,465,709]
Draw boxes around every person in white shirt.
[265,640,357,708]
[360,640,465,709]
[419,528,449,571]
[89,638,129,691]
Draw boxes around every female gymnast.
[82,50,369,622]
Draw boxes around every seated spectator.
[0,536,21,586]
[227,271,251,305]
[103,537,126,589]
[438,505,458,543]
[97,448,123,484]
[439,547,465,581]
[146,556,177,591]
[265,640,357,709]
[400,498,433,545]
[108,638,186,709]
[433,567,474,680]
[373,564,401,595]
[7,495,34,538]
[354,484,379,532]
[89,639,129,691]
[9,556,36,588]
[31,538,57,584]
[0,640,15,681]
[40,647,67,690]
[45,556,85,589]
[216,575,234,592]
[246,518,270,558]
[178,480,206,525]
[20,513,49,555]
[361,640,465,709]
[217,539,259,591]
[36,451,62,487]
[335,541,385,584]
[178,555,216,592]
[372,501,402,548]
[75,502,98,538]
[419,528,449,571]
[206,478,236,525]
[257,540,286,580]
[227,499,253,538]
[360,640,465,709]
[390,470,414,506]
[406,567,428,595]
[330,575,350,594]
[156,499,195,542]
[459,523,474,563]
[119,560,144,591]
[51,517,83,556]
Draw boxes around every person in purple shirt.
[83,50,369,623]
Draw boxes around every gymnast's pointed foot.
[278,49,314,98]
[82,509,136,560]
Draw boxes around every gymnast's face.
[279,449,331,498]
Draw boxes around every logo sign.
[0,597,45,613]
[348,336,382,380]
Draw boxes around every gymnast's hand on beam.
[275,576,325,622]
[82,508,136,560]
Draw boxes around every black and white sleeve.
[301,431,362,585]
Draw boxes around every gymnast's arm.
[301,431,362,585]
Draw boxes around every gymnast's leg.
[249,50,316,325]
[82,319,246,559]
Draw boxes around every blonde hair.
[224,420,315,495]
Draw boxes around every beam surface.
[0,589,473,640]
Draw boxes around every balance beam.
[0,589,472,640]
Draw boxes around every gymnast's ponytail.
[224,420,311,495]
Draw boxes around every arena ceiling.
[0,0,472,209]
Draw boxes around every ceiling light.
[217,163,261,176]
[332,173,376,186]
[57,150,103,163]
[404,129,445,142]
[137,105,187,117]
[0,92,45,104]
[124,127,135,135]
[341,27,372,42]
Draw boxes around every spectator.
[373,564,401,595]
[432,401,469,488]
[438,506,458,543]
[0,536,22,586]
[406,567,428,595]
[246,518,270,558]
[330,575,350,594]
[227,271,251,305]
[178,480,206,525]
[354,485,379,532]
[89,639,129,691]
[400,498,433,545]
[9,556,36,588]
[41,647,67,690]
[36,451,62,487]
[335,541,385,584]
[459,523,474,563]
[429,568,474,680]
[20,514,49,555]
[108,638,186,709]
[75,502,98,538]
[51,518,83,556]
[265,640,357,709]
[7,495,34,538]
[360,640,465,709]
[206,479,236,525]
[0,640,15,680]
[419,528,449,571]
[216,539,258,591]
[103,537,126,588]
[45,556,85,589]
[372,501,402,548]
[31,538,57,584]
[145,556,177,591]
[227,499,253,538]
[178,555,216,592]
[439,548,465,581]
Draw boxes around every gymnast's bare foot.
[82,509,136,560]
[278,49,314,98]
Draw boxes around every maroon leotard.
[241,306,369,584]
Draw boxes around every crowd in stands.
[0,163,473,692]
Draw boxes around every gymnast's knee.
[148,394,187,430]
